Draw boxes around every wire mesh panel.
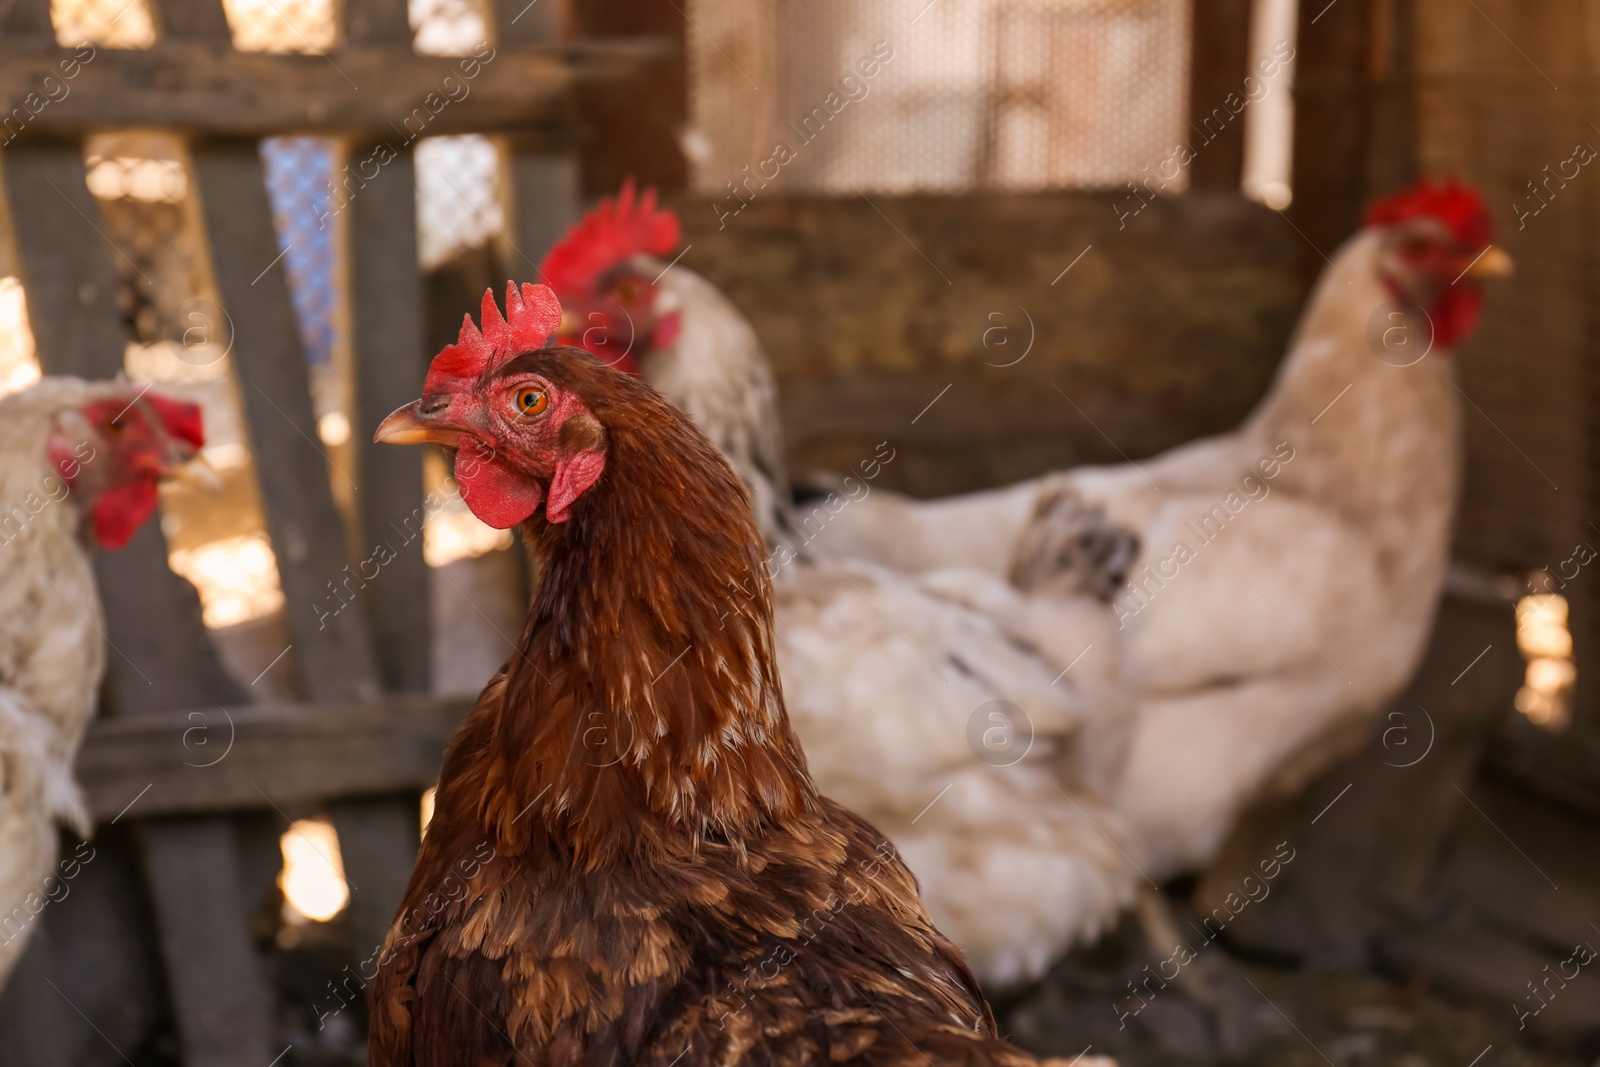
[415,135,504,269]
[686,0,1192,194]
[262,137,340,369]
[410,0,488,55]
[221,0,338,52]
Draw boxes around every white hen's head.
[540,179,683,375]
[0,377,203,550]
[1365,178,1510,350]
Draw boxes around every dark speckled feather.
[369,349,1073,1067]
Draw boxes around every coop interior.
[0,0,1597,1064]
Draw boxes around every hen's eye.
[1400,236,1432,259]
[514,388,548,418]
[616,281,638,303]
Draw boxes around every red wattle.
[1429,285,1483,350]
[91,479,159,550]
[455,444,543,529]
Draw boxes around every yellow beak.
[1468,245,1514,279]
[374,400,464,447]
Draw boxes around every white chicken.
[0,377,202,987]
[539,183,1141,984]
[810,179,1511,878]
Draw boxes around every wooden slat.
[0,39,668,139]
[345,148,433,694]
[1186,0,1252,191]
[344,0,413,45]
[148,0,232,39]
[495,0,581,275]
[189,137,384,699]
[75,695,471,816]
[344,0,432,695]
[503,147,581,276]
[137,820,278,1064]
[0,137,275,1067]
[0,0,53,40]
[1288,0,1374,267]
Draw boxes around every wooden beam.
[0,38,670,140]
[1288,0,1374,266]
[75,695,473,818]
[0,136,276,1067]
[1186,0,1253,191]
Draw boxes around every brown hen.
[368,283,1083,1067]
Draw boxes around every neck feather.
[485,391,814,862]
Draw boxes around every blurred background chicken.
[543,186,1141,984]
[812,179,1510,881]
[0,378,201,987]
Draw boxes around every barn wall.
[671,189,1307,496]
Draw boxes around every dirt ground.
[997,915,1595,1067]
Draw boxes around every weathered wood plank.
[147,0,232,40]
[137,820,278,1064]
[0,39,670,139]
[340,0,441,958]
[0,137,274,1067]
[75,695,473,818]
[1186,0,1252,191]
[346,142,433,695]
[503,147,582,277]
[189,136,384,700]
[344,0,413,45]
[0,0,53,41]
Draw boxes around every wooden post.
[1288,0,1375,268]
[0,135,276,1067]
[1187,0,1253,192]
[495,0,581,279]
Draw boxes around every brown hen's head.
[1366,178,1511,350]
[375,282,617,530]
[538,179,683,375]
[46,386,204,550]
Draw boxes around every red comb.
[539,179,681,299]
[424,282,563,395]
[144,393,204,450]
[1366,178,1493,249]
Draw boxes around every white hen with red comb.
[813,179,1507,880]
[0,377,202,988]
